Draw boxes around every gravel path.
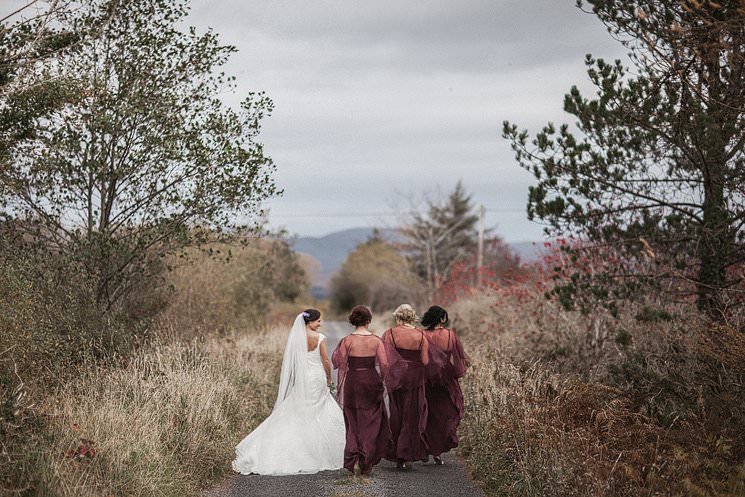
[206,453,485,497]
[206,322,485,497]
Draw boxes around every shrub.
[450,274,745,496]
[0,253,143,389]
[330,237,424,314]
[160,236,308,337]
[0,252,149,496]
[634,305,674,322]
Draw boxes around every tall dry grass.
[22,326,284,497]
[2,233,315,496]
[451,290,745,497]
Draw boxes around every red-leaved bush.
[439,240,745,496]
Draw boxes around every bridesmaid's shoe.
[433,456,444,465]
[353,461,362,476]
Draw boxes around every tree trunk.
[697,164,728,318]
[695,40,735,321]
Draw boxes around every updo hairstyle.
[392,304,418,325]
[421,305,449,330]
[348,305,372,327]
[302,308,321,324]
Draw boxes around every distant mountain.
[292,227,545,298]
[292,228,398,298]
[293,228,397,277]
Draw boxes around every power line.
[268,207,526,219]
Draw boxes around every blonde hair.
[392,304,418,325]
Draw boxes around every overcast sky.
[184,0,627,241]
[7,0,628,242]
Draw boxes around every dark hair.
[348,305,372,327]
[421,305,448,330]
[302,308,321,324]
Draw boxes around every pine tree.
[399,181,479,296]
[504,0,745,319]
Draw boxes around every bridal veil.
[274,313,308,408]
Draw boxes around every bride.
[232,309,345,475]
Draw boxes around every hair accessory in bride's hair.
[302,311,310,318]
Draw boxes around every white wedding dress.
[232,316,345,475]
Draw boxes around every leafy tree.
[0,0,277,311]
[503,0,745,318]
[399,181,479,296]
[330,235,423,313]
[1,1,83,172]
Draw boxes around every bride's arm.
[319,339,333,385]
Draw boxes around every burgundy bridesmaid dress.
[382,326,430,464]
[332,335,392,475]
[423,328,469,458]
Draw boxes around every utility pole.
[477,204,484,287]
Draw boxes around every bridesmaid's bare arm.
[330,335,345,370]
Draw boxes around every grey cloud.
[194,0,605,48]
[198,1,626,240]
[191,0,624,75]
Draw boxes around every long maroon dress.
[423,328,469,458]
[382,326,430,463]
[332,334,392,475]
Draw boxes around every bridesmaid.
[421,305,471,465]
[382,304,430,469]
[332,305,392,476]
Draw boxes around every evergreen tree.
[503,0,745,319]
[399,181,479,296]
